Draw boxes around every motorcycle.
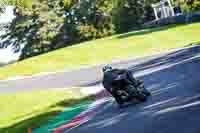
[110,74,151,106]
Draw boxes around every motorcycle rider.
[102,65,146,105]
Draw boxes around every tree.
[64,0,115,41]
[113,0,146,33]
[182,0,200,12]
[2,0,169,60]
[143,0,161,22]
[0,0,66,60]
[0,7,4,14]
[20,0,66,59]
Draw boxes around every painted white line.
[80,85,104,95]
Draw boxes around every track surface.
[1,46,200,133]
[64,46,200,133]
[0,48,169,93]
[0,47,197,93]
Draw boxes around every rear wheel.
[112,91,125,106]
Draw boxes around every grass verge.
[0,23,200,79]
[0,89,94,133]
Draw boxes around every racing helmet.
[102,65,113,73]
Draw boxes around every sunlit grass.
[0,23,200,79]
[0,89,93,133]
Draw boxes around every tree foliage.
[113,0,146,33]
[182,0,200,12]
[64,0,115,41]
[2,0,200,60]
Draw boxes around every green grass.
[0,89,93,133]
[0,23,200,79]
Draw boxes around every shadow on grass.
[0,111,60,133]
[0,95,94,133]
[117,24,186,39]
[51,95,94,108]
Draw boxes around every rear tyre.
[112,93,124,106]
[116,99,125,108]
